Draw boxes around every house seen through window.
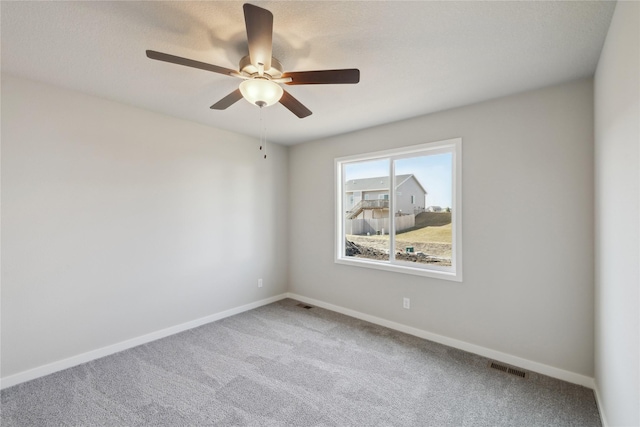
[336,138,462,281]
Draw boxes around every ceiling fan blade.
[210,89,244,110]
[146,50,237,76]
[243,4,273,71]
[279,90,312,118]
[282,69,360,85]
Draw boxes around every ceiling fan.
[146,3,360,119]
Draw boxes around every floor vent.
[296,303,313,309]
[489,361,529,379]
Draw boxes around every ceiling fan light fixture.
[239,78,283,108]
[147,3,359,118]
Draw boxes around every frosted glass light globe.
[239,78,283,107]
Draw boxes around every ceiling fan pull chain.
[258,105,267,159]
[259,106,263,152]
[262,106,268,159]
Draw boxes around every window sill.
[335,256,462,282]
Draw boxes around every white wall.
[289,79,595,379]
[594,1,640,425]
[1,74,289,379]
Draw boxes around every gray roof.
[345,174,427,194]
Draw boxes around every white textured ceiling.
[1,1,615,145]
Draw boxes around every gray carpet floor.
[1,298,601,426]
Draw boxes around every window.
[336,138,462,281]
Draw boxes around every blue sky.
[344,153,452,207]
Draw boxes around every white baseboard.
[2,292,596,392]
[0,293,289,390]
[593,381,609,427]
[286,292,596,389]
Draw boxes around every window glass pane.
[344,159,390,261]
[336,138,461,281]
[393,153,452,266]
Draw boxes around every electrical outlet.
[258,278,263,288]
[403,297,410,309]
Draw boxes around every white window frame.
[335,138,462,282]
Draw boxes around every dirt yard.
[346,236,452,266]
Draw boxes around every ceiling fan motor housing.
[239,55,284,79]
